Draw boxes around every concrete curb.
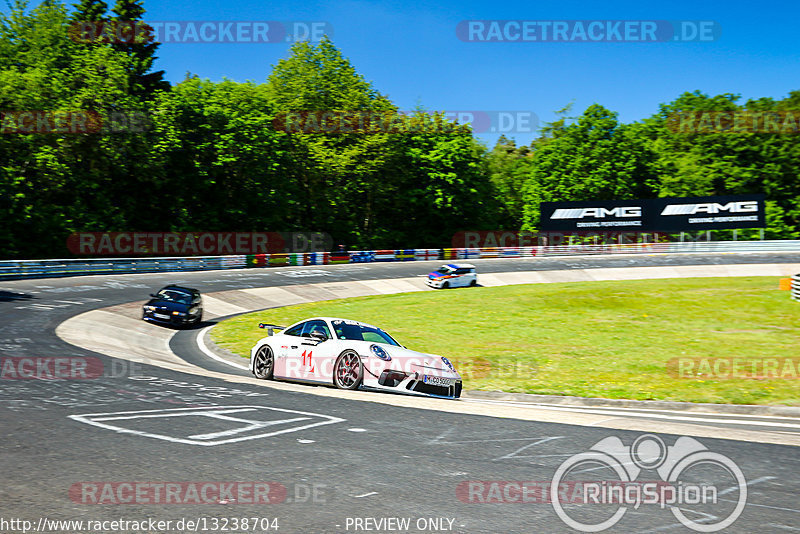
[462,390,800,417]
[202,323,252,367]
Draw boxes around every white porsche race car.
[250,317,462,398]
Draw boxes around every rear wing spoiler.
[258,323,286,336]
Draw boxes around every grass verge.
[210,277,799,405]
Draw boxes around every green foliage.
[264,39,499,248]
[521,104,658,230]
[0,1,798,258]
[110,0,168,97]
[70,0,107,21]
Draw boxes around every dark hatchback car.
[142,285,203,327]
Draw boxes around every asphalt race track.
[1,253,800,533]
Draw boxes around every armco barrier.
[2,240,800,280]
[414,249,440,261]
[792,274,800,301]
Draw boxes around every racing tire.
[253,345,275,379]
[442,281,450,289]
[333,350,363,390]
[469,279,477,287]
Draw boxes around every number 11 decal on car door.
[302,349,315,373]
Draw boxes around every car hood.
[428,271,450,279]
[350,341,461,379]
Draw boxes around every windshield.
[436,266,453,274]
[156,290,192,305]
[332,320,400,346]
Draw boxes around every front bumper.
[426,278,446,288]
[368,368,462,399]
[142,310,195,326]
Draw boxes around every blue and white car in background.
[426,263,477,289]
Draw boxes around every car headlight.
[441,357,456,372]
[370,344,391,361]
[143,305,155,311]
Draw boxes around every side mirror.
[309,331,327,342]
[149,293,158,298]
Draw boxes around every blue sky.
[51,0,800,145]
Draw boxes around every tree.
[148,78,293,232]
[640,90,800,237]
[70,0,107,21]
[521,104,658,231]
[266,37,399,246]
[486,135,531,228]
[110,0,168,97]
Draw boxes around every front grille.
[407,380,461,398]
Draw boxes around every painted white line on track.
[461,399,800,429]
[69,405,346,446]
[196,324,249,371]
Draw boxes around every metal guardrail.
[0,256,248,280]
[792,274,800,301]
[1,240,800,281]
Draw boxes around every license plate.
[153,313,170,319]
[423,375,454,387]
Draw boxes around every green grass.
[211,277,800,405]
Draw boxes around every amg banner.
[539,195,765,232]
